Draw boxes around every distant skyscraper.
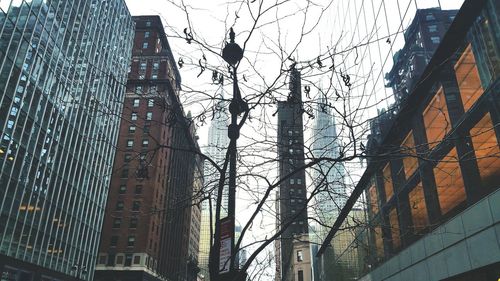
[275,68,310,281]
[309,96,347,280]
[198,94,229,280]
[310,96,346,238]
[0,0,133,280]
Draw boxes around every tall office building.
[95,16,202,281]
[198,94,229,280]
[0,0,133,280]
[275,68,311,281]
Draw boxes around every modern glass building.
[0,0,133,280]
[318,0,500,280]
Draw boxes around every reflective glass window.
[423,87,450,149]
[401,132,418,180]
[382,164,393,202]
[454,44,483,112]
[409,182,429,232]
[434,148,466,215]
[470,113,500,190]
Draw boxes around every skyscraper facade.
[198,95,229,280]
[275,68,310,281]
[0,0,133,280]
[95,16,201,281]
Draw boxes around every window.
[124,154,131,163]
[132,201,141,211]
[430,36,440,44]
[120,169,128,179]
[129,126,136,133]
[297,179,302,184]
[382,164,393,202]
[112,218,122,228]
[142,42,148,49]
[298,270,304,281]
[401,132,418,179]
[148,99,154,107]
[146,112,153,120]
[470,113,500,190]
[153,62,159,70]
[297,250,303,262]
[98,255,106,264]
[423,87,450,150]
[368,182,379,216]
[143,126,150,134]
[409,182,429,233]
[146,21,151,26]
[290,179,295,184]
[425,14,435,21]
[142,139,149,147]
[152,74,158,79]
[125,254,133,266]
[126,140,134,147]
[135,185,143,194]
[110,236,118,247]
[145,31,150,38]
[129,218,138,228]
[134,256,141,265]
[374,225,384,258]
[454,44,484,111]
[119,185,126,194]
[389,208,401,250]
[127,236,135,247]
[116,255,124,265]
[116,201,124,210]
[140,62,147,71]
[131,112,138,120]
[133,99,140,107]
[428,25,437,32]
[107,254,115,266]
[434,148,466,215]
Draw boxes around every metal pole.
[228,69,238,272]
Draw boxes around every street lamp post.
[212,27,248,281]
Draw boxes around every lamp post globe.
[222,28,243,66]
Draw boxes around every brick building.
[95,16,202,281]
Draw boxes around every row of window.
[367,40,500,258]
[111,218,138,230]
[131,112,153,121]
[118,184,143,194]
[113,201,141,213]
[125,139,150,149]
[132,98,155,108]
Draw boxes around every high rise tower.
[275,68,311,281]
[95,16,202,281]
[0,0,133,280]
[198,94,230,280]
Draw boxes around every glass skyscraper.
[0,0,133,280]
